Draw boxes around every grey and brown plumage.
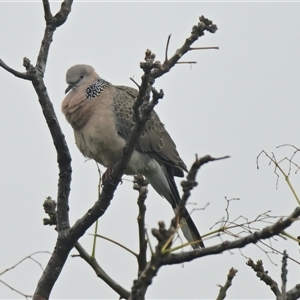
[62,64,204,248]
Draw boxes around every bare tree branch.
[245,251,300,300]
[287,284,300,300]
[281,250,288,298]
[3,2,300,298]
[0,251,51,299]
[176,155,230,247]
[52,0,73,27]
[0,58,32,80]
[165,34,172,61]
[94,234,138,257]
[133,174,149,276]
[0,251,51,276]
[0,279,32,300]
[181,154,229,208]
[73,242,130,299]
[164,206,300,265]
[1,5,218,298]
[128,206,300,299]
[43,198,131,298]
[129,221,176,300]
[216,267,238,300]
[20,2,74,299]
[152,15,218,79]
[247,258,281,297]
[42,0,53,24]
[36,0,73,75]
[110,50,164,185]
[190,46,219,50]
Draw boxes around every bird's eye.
[80,74,84,79]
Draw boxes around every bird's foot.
[102,166,121,186]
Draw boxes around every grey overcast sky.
[1,1,300,299]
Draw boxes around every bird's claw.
[102,167,119,187]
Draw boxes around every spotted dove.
[62,64,204,248]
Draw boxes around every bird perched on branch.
[62,64,204,248]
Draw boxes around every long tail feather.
[145,161,205,248]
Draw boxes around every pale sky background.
[1,1,300,299]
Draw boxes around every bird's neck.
[85,78,110,99]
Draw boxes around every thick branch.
[52,0,73,27]
[25,2,73,299]
[287,284,300,300]
[36,0,73,74]
[281,251,288,298]
[42,0,53,24]
[28,73,72,232]
[1,3,74,297]
[42,198,130,299]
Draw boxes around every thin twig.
[145,229,154,255]
[0,59,32,80]
[93,234,138,258]
[257,150,300,205]
[190,46,219,50]
[165,34,172,61]
[0,279,32,299]
[176,61,197,64]
[91,163,102,258]
[130,77,140,89]
[164,206,300,266]
[152,15,218,79]
[176,155,230,247]
[0,251,51,276]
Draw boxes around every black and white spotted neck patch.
[86,78,110,99]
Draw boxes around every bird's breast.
[74,99,125,167]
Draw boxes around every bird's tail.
[173,207,205,248]
[144,162,205,248]
[166,166,204,249]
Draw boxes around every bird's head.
[65,64,98,94]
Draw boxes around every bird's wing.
[113,85,187,176]
[113,85,204,248]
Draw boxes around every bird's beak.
[65,85,73,94]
